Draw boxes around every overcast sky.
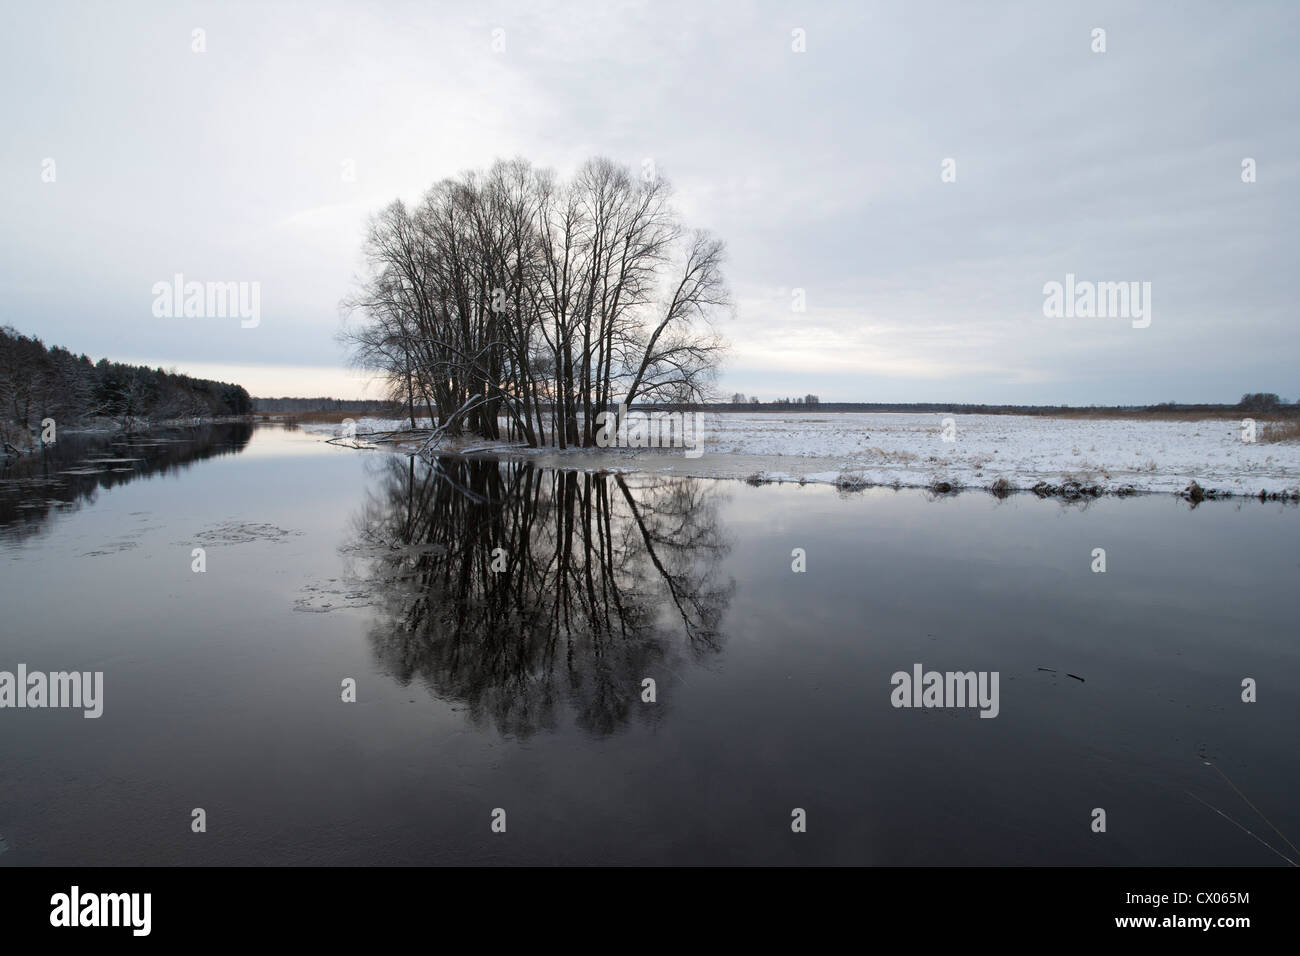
[3,1,1297,403]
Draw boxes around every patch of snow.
[299,413,1300,497]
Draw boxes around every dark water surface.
[2,425,1297,865]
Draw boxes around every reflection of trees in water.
[0,424,253,540]
[350,456,733,738]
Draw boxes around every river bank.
[302,412,1300,501]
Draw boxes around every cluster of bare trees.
[771,395,820,407]
[342,157,730,449]
[728,393,820,406]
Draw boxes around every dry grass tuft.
[1260,420,1300,443]
[834,471,870,491]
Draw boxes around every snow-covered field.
[302,412,1300,498]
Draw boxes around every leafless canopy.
[341,157,730,447]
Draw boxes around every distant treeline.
[656,393,1300,416]
[251,393,1300,420]
[1,325,252,449]
[252,397,399,414]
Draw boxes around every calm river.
[2,424,1296,865]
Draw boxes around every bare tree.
[342,157,731,450]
